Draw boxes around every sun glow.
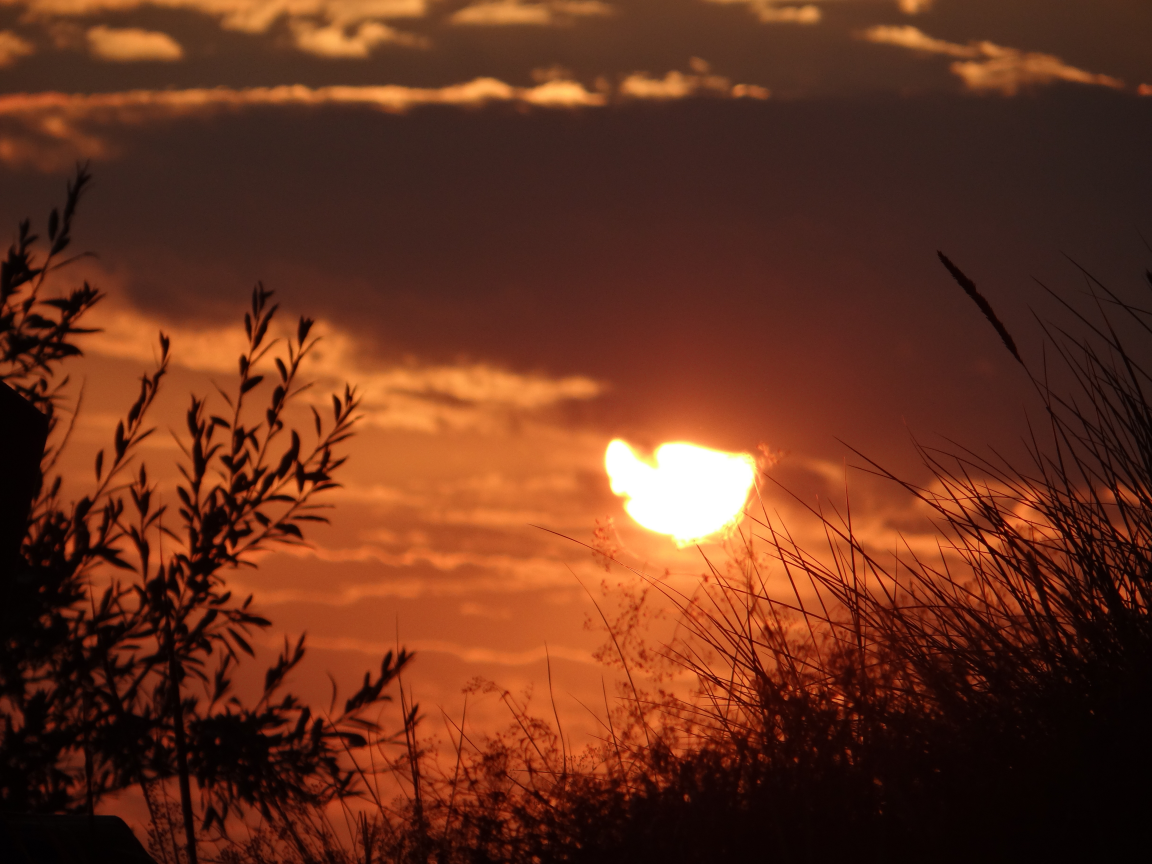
[605,439,756,546]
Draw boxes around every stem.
[168,637,198,864]
[84,742,93,816]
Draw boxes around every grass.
[158,254,1152,864]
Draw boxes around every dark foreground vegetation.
[3,173,1150,862]
[0,171,410,864]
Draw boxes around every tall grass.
[204,257,1152,863]
[421,256,1152,862]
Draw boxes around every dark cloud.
[3,87,1144,473]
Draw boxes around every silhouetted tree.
[0,168,410,864]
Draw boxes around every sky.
[1,0,1151,780]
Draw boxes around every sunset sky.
[2,0,1150,758]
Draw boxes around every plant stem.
[168,638,198,864]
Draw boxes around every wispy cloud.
[755,4,820,24]
[861,25,1125,95]
[16,0,431,57]
[449,0,613,27]
[305,634,595,666]
[703,0,821,25]
[0,64,777,170]
[290,20,426,56]
[86,26,184,61]
[13,0,429,31]
[861,25,976,58]
[620,59,769,100]
[0,78,607,169]
[0,30,34,66]
[80,302,604,434]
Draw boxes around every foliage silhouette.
[0,169,410,864]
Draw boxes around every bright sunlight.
[605,439,757,546]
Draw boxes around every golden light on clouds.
[449,1,613,27]
[86,26,184,61]
[703,0,820,26]
[861,25,1125,95]
[605,439,756,546]
[0,30,34,66]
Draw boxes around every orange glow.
[605,439,756,546]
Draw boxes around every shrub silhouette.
[0,169,410,864]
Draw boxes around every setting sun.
[605,439,757,545]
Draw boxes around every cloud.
[78,303,604,433]
[0,77,609,169]
[861,24,977,58]
[754,4,819,24]
[451,1,551,25]
[951,45,1124,96]
[301,633,595,666]
[86,25,183,61]
[14,0,431,57]
[620,61,769,101]
[0,64,774,170]
[861,25,1125,95]
[449,0,613,27]
[290,20,426,56]
[10,0,429,31]
[0,30,35,66]
[703,0,821,25]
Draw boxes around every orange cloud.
[0,65,780,170]
[80,303,604,433]
[862,25,1125,95]
[0,29,34,66]
[0,78,608,169]
[12,0,431,58]
[289,20,426,56]
[703,0,820,25]
[86,25,183,61]
[8,0,429,30]
[301,634,595,666]
[951,44,1124,95]
[449,0,613,27]
[861,25,978,58]
[620,60,769,101]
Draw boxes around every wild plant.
[0,169,410,864]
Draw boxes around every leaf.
[227,628,254,657]
[253,311,272,347]
[279,522,303,540]
[97,550,136,571]
[240,375,264,395]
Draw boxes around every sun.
[604,439,756,546]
